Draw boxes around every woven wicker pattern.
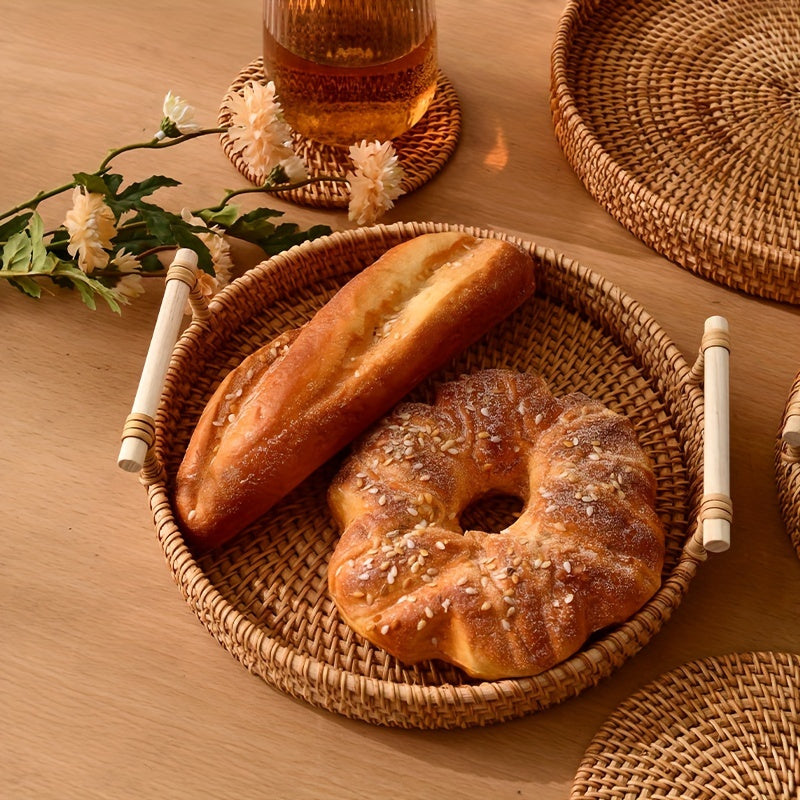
[218,59,461,209]
[149,221,708,729]
[551,0,800,305]
[571,651,800,799]
[776,372,800,558]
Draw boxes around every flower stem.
[0,267,58,279]
[96,127,226,172]
[0,127,227,224]
[0,182,76,222]
[196,175,348,215]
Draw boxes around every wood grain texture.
[1,1,799,798]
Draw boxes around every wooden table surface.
[2,1,798,798]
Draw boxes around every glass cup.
[262,0,438,146]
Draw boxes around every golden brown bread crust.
[174,233,536,550]
[327,369,665,680]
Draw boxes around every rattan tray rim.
[158,512,703,704]
[147,220,710,728]
[570,650,800,798]
[550,0,800,305]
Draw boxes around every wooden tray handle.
[117,249,206,475]
[781,395,800,463]
[687,316,732,554]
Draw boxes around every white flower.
[108,248,145,303]
[280,153,309,184]
[63,187,117,273]
[225,80,303,184]
[157,91,201,139]
[111,248,141,273]
[346,140,404,226]
[112,273,145,304]
[181,209,234,287]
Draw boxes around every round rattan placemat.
[551,0,800,305]
[218,59,461,209]
[570,651,800,799]
[777,372,800,559]
[147,221,710,729]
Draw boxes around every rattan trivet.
[551,0,800,305]
[571,651,800,799]
[128,221,725,729]
[218,58,461,209]
[777,372,800,558]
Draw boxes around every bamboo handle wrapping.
[117,249,198,473]
[781,395,800,456]
[699,315,732,553]
[783,417,800,447]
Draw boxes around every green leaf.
[73,172,113,196]
[225,206,284,238]
[52,260,122,314]
[170,230,214,274]
[259,222,331,256]
[0,212,32,242]
[72,279,98,310]
[28,212,49,272]
[104,173,124,195]
[134,206,214,273]
[45,231,72,261]
[198,205,240,228]
[8,275,42,298]
[72,171,127,200]
[138,252,166,273]
[107,175,182,218]
[118,175,181,202]
[94,284,121,314]
[2,230,33,272]
[135,204,176,241]
[223,207,330,254]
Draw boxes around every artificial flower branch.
[0,82,405,313]
[0,127,227,224]
[47,172,350,281]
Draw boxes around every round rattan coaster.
[776,372,800,559]
[551,0,800,305]
[218,58,461,209]
[148,221,710,729]
[570,651,800,799]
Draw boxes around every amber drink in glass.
[263,0,438,145]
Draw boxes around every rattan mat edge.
[218,59,461,209]
[571,651,800,799]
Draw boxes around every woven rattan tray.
[551,0,800,305]
[123,221,725,729]
[571,651,800,799]
[219,59,461,209]
[777,372,800,558]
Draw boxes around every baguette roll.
[175,232,536,550]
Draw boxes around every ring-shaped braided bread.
[327,369,665,680]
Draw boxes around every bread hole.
[459,492,523,534]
